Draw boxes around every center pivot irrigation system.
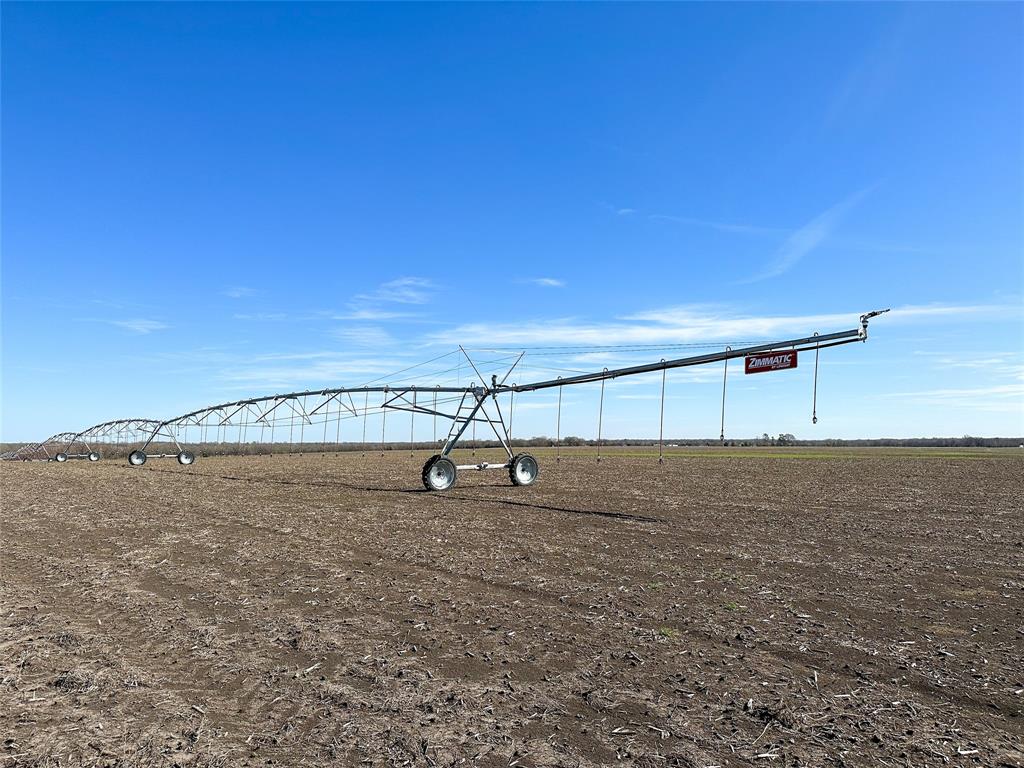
[4,310,889,490]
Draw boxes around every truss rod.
[166,386,475,427]
[505,327,866,394]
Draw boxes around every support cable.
[597,370,607,463]
[555,380,562,463]
[335,397,342,451]
[323,397,330,448]
[357,349,460,389]
[378,352,520,388]
[380,388,388,456]
[720,347,731,443]
[362,392,369,456]
[508,389,515,449]
[659,361,667,464]
[270,404,276,456]
[812,333,821,425]
[239,404,248,454]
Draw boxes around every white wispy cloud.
[233,312,289,321]
[883,384,1024,399]
[615,393,694,401]
[108,319,169,334]
[915,351,1024,384]
[934,357,1013,370]
[648,208,935,258]
[88,298,154,310]
[743,188,871,283]
[353,277,435,306]
[599,201,639,217]
[333,308,416,321]
[568,351,620,364]
[341,277,436,325]
[825,21,905,128]
[333,326,396,347]
[427,303,1014,348]
[506,399,567,412]
[648,213,784,236]
[223,286,260,299]
[880,384,1024,414]
[623,303,1012,330]
[231,308,421,323]
[529,277,566,288]
[215,355,410,389]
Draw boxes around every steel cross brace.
[434,349,520,468]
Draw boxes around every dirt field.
[2,448,1022,767]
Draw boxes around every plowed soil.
[2,449,1022,767]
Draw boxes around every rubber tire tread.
[508,453,539,486]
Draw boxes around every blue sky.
[2,2,1022,442]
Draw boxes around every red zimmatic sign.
[744,350,798,374]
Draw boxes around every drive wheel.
[128,450,147,466]
[88,452,100,462]
[422,454,457,491]
[509,453,539,486]
[55,452,68,463]
[177,450,195,466]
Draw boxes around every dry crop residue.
[2,449,1022,767]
